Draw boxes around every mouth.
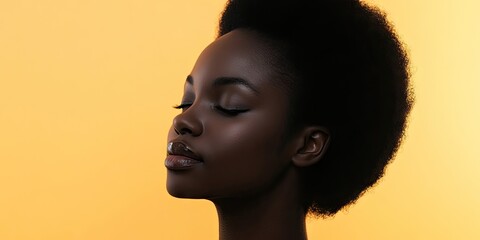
[165,142,203,170]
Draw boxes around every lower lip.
[165,155,203,170]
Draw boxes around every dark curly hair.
[218,0,414,217]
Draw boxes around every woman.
[165,0,413,239]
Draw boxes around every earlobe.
[292,127,330,167]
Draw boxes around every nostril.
[174,127,193,135]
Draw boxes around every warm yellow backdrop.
[0,0,478,239]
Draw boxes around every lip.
[165,142,203,170]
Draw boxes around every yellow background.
[0,0,478,239]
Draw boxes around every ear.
[291,127,330,167]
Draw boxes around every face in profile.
[165,29,297,200]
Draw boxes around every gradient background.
[1,0,479,239]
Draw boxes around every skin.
[166,29,330,240]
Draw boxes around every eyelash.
[173,103,248,116]
[173,103,192,111]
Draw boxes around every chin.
[166,177,205,199]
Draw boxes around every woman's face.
[166,29,295,200]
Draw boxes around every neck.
[212,168,308,240]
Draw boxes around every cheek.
[209,116,283,156]
[201,117,288,194]
[223,122,279,157]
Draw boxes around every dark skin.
[166,29,330,240]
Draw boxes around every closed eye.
[213,105,249,117]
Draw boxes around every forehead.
[190,29,278,90]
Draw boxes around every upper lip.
[167,141,203,161]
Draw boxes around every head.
[166,0,413,217]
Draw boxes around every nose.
[172,106,203,137]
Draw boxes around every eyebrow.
[186,75,259,94]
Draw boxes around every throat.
[212,168,308,240]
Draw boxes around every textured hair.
[218,0,414,216]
